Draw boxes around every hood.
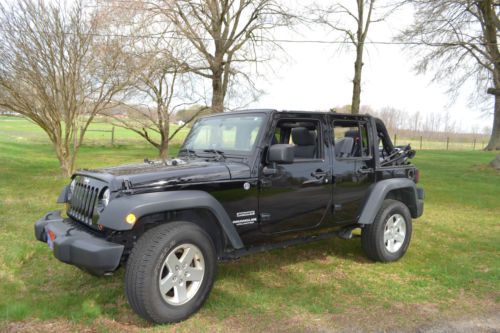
[76,158,251,191]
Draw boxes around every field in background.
[0,116,190,148]
[0,116,491,151]
[0,116,499,332]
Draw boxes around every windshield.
[182,114,265,155]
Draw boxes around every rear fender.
[358,178,423,224]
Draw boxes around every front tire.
[361,199,412,262]
[125,222,216,324]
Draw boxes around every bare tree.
[110,64,208,159]
[377,106,404,133]
[409,111,421,134]
[398,0,500,150]
[108,62,207,159]
[143,0,292,113]
[313,1,399,114]
[97,1,208,159]
[0,0,130,176]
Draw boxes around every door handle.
[311,169,328,179]
[356,167,374,175]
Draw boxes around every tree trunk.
[159,124,170,160]
[55,144,74,177]
[351,44,363,114]
[211,68,225,114]
[159,140,169,160]
[485,94,500,150]
[480,0,500,151]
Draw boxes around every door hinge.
[260,213,271,221]
[260,178,272,188]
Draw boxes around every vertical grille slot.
[68,176,107,228]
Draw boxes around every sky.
[246,1,493,133]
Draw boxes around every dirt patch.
[1,295,498,333]
[1,319,95,333]
[1,318,142,333]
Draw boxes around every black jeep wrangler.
[35,110,424,323]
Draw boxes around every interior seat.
[291,127,317,159]
[335,137,354,158]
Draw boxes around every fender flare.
[57,185,69,203]
[358,178,421,224]
[98,190,244,249]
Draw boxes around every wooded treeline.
[0,0,498,175]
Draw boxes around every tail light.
[415,169,420,183]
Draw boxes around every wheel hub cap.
[383,214,406,253]
[158,243,205,306]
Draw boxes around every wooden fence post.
[111,126,115,146]
[394,133,397,146]
[446,137,450,150]
[420,136,423,150]
[473,138,476,151]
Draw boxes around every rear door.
[330,118,376,223]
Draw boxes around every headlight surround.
[94,188,111,217]
[68,179,76,201]
[101,188,111,207]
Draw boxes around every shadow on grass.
[0,235,367,326]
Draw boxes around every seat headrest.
[291,127,316,146]
[344,130,360,140]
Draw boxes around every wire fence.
[393,134,489,151]
[0,116,492,150]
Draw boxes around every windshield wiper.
[203,149,226,161]
[178,148,199,159]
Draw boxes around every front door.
[258,115,332,234]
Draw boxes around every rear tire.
[361,199,412,262]
[125,222,216,324]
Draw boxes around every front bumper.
[34,211,124,275]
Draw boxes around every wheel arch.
[135,208,227,256]
[98,190,244,250]
[358,178,420,224]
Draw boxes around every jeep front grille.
[67,176,106,227]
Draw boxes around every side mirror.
[268,144,294,164]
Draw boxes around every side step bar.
[221,228,358,260]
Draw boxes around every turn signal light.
[126,213,137,224]
[47,230,56,241]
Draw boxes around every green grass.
[0,117,499,332]
[0,116,190,147]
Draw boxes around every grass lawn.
[0,117,499,332]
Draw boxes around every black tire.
[361,199,412,262]
[125,222,217,324]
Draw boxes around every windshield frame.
[180,111,270,158]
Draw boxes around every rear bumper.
[34,211,124,275]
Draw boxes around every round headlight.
[68,179,76,200]
[101,188,111,207]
